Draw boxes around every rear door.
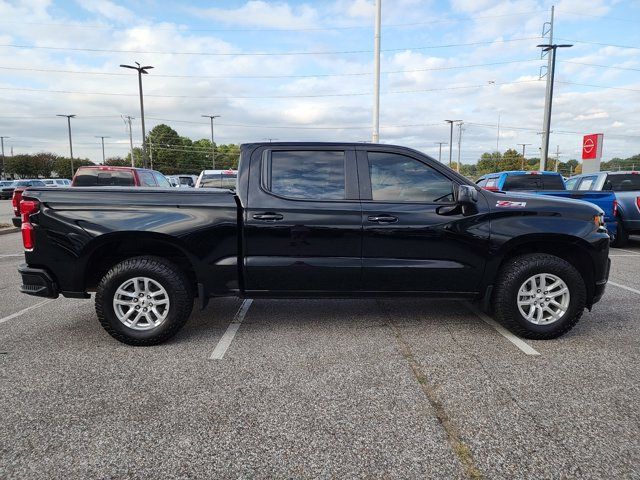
[358,147,489,293]
[243,146,362,293]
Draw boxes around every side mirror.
[457,185,478,204]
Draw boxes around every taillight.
[20,199,39,252]
[636,197,640,212]
[12,188,24,217]
[613,200,619,217]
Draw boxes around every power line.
[559,60,640,72]
[0,59,539,79]
[0,37,540,57]
[0,11,546,32]
[0,79,543,99]
[556,10,640,23]
[557,38,640,50]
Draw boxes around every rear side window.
[503,175,543,190]
[74,169,135,186]
[138,171,157,187]
[577,176,597,191]
[367,152,453,203]
[565,177,579,190]
[153,172,171,187]
[604,174,640,191]
[265,150,345,200]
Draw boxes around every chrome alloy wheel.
[113,277,170,331]
[517,273,570,325]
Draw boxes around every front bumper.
[591,257,611,306]
[18,264,59,298]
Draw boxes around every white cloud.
[75,0,135,23]
[191,1,319,29]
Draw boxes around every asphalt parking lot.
[1,227,639,479]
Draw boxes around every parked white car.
[42,178,72,187]
[167,174,198,188]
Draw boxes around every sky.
[0,0,639,165]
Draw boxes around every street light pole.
[95,136,109,164]
[57,114,76,177]
[0,136,9,180]
[537,43,572,170]
[202,115,220,169]
[120,62,154,168]
[445,120,461,168]
[435,142,447,162]
[518,143,532,169]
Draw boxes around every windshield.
[604,174,640,191]
[198,173,237,189]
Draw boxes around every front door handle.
[367,215,398,223]
[253,212,284,221]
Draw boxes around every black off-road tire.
[492,254,586,340]
[610,222,629,248]
[95,256,194,346]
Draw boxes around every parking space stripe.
[0,299,55,325]
[464,302,541,356]
[611,248,640,255]
[608,281,640,295]
[609,254,640,257]
[209,299,253,360]
[0,254,23,258]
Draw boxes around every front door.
[358,147,489,293]
[243,146,362,293]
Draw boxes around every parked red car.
[72,166,171,187]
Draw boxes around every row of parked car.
[475,170,640,247]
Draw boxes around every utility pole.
[518,143,532,169]
[122,115,135,167]
[372,0,381,143]
[56,114,75,177]
[496,113,501,152]
[540,6,554,171]
[95,136,109,164]
[554,145,561,172]
[0,136,8,180]
[445,120,461,168]
[202,115,221,169]
[120,62,153,168]
[457,122,464,173]
[537,41,572,170]
[435,142,447,162]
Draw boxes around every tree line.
[2,124,240,179]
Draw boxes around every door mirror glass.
[457,185,478,204]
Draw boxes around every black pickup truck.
[17,142,610,345]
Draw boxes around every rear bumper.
[18,264,59,298]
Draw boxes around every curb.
[0,228,19,236]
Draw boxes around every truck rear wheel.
[95,256,194,346]
[492,254,586,339]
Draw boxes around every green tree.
[52,157,94,179]
[105,157,129,167]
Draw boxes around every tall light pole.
[537,43,572,170]
[518,143,532,169]
[0,136,9,180]
[202,115,220,169]
[57,114,75,177]
[120,62,153,168]
[456,122,464,173]
[122,115,135,167]
[445,120,461,168]
[372,0,381,143]
[95,136,109,164]
[435,142,447,162]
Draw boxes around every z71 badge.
[496,200,527,208]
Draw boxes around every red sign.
[582,133,603,160]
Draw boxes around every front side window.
[367,152,453,202]
[153,172,171,187]
[267,150,345,200]
[564,177,579,190]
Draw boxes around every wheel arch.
[82,232,199,292]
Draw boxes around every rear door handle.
[253,212,284,221]
[367,215,398,223]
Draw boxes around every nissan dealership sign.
[581,133,603,174]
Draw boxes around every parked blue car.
[476,171,618,242]
[565,171,640,246]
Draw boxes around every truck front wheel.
[492,254,586,339]
[95,256,194,346]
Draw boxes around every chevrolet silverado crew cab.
[17,142,610,345]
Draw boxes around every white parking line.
[611,248,640,255]
[209,299,253,360]
[0,254,23,258]
[0,299,55,325]
[608,281,640,295]
[609,254,640,257]
[464,302,541,356]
